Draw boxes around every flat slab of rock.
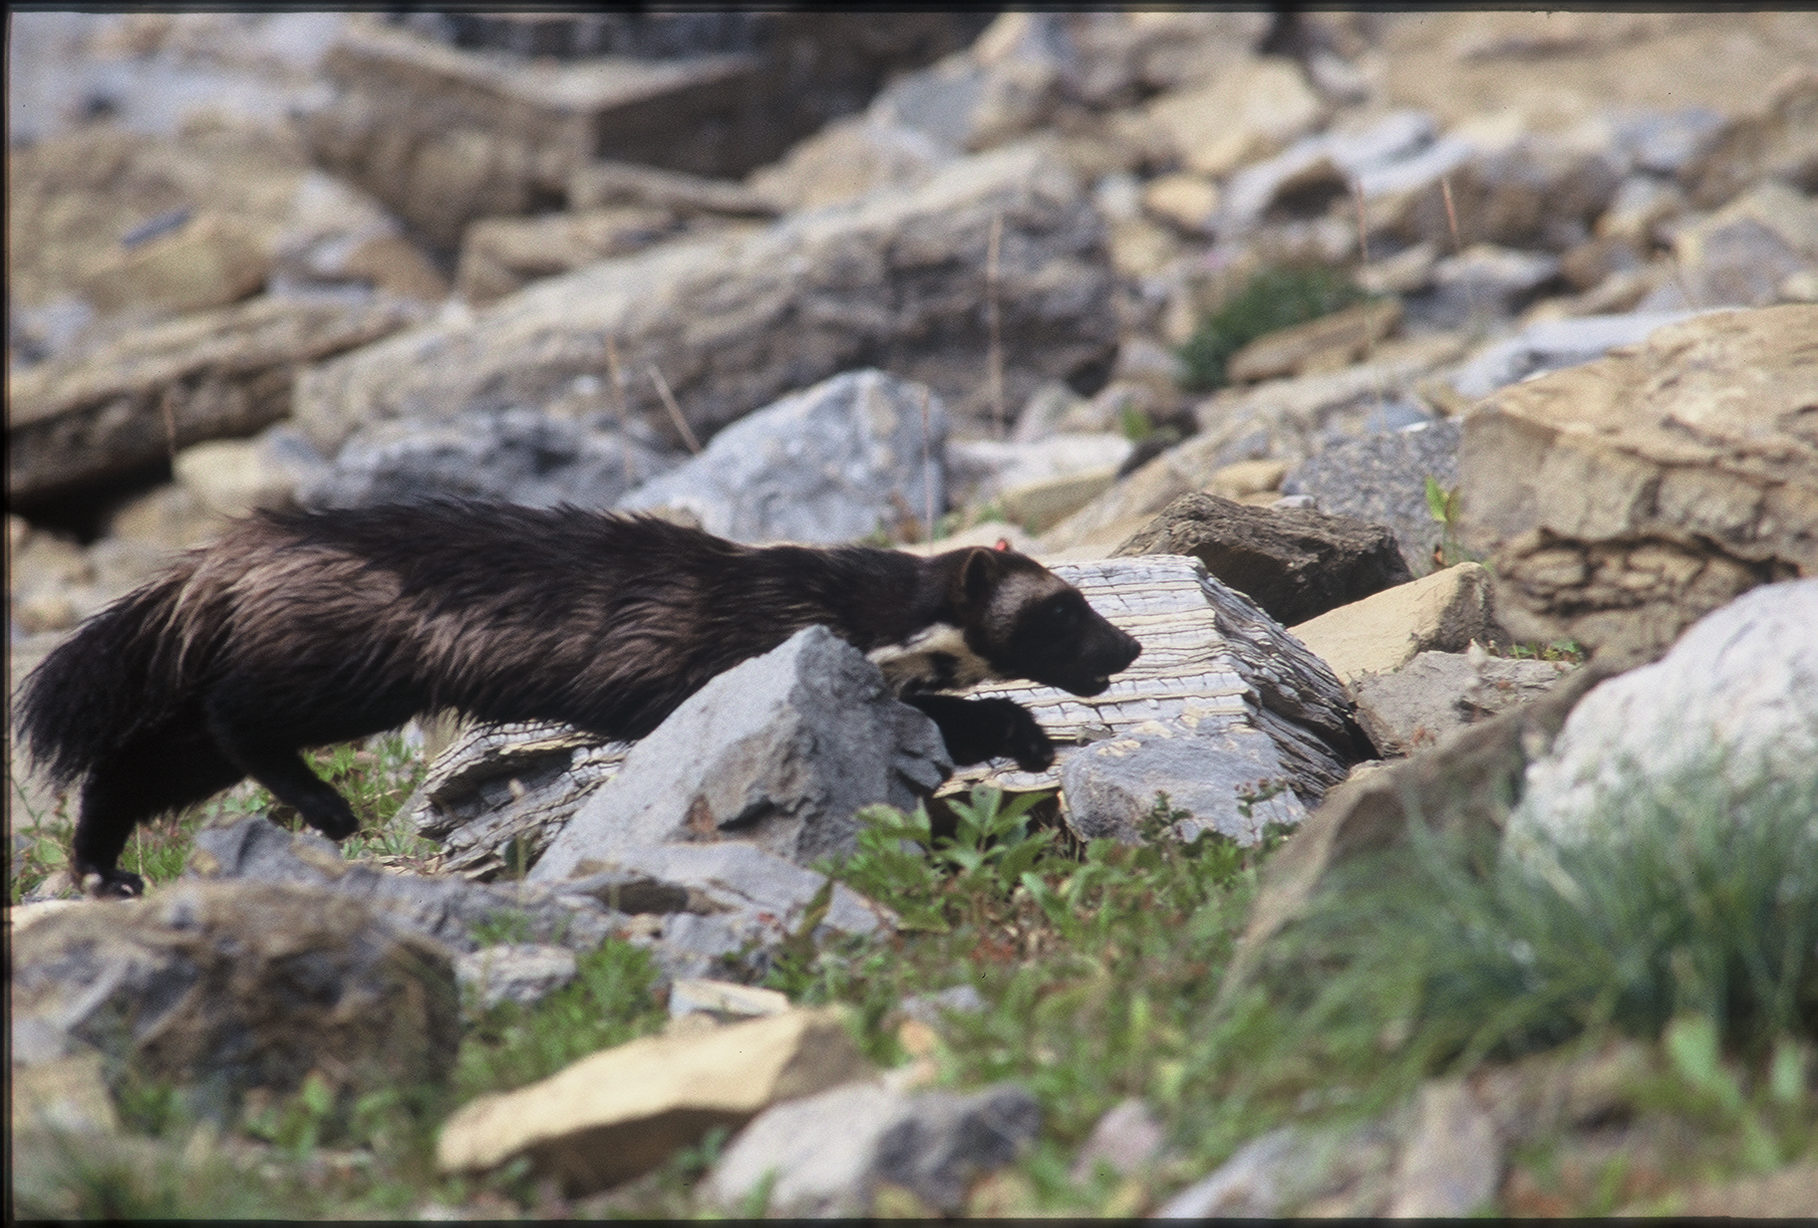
[436,1006,873,1195]
[8,292,425,508]
[953,555,1364,844]
[1457,304,1818,659]
[1114,491,1413,625]
[1350,649,1577,757]
[306,14,981,245]
[291,140,1114,452]
[189,816,624,954]
[559,842,897,980]
[528,626,950,882]
[617,369,947,544]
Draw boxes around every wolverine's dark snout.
[996,586,1142,697]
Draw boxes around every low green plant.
[1423,473,1482,568]
[454,937,668,1101]
[1176,265,1371,393]
[1247,759,1818,1091]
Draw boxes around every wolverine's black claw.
[81,867,145,899]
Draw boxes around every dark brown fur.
[15,500,1140,896]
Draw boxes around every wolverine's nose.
[1114,631,1141,670]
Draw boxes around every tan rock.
[1457,303,1818,658]
[337,233,451,301]
[1288,562,1503,686]
[1667,180,1818,308]
[1376,12,1818,135]
[1108,216,1183,280]
[1205,459,1287,500]
[10,1054,120,1136]
[455,207,687,305]
[1141,172,1220,234]
[436,1006,871,1195]
[1141,60,1325,178]
[1684,67,1818,210]
[667,978,792,1023]
[171,437,304,520]
[999,468,1119,535]
[1226,299,1403,384]
[8,293,424,508]
[77,213,270,317]
[105,485,228,553]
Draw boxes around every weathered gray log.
[411,554,1362,875]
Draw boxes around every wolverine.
[16,499,1142,897]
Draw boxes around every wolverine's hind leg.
[202,704,361,842]
[74,732,245,897]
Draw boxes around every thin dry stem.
[604,336,635,483]
[646,362,702,454]
[986,209,1006,439]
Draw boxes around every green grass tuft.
[1176,265,1371,393]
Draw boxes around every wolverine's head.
[944,547,1142,696]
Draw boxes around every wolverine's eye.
[1039,596,1079,631]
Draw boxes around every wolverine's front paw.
[1001,711,1056,773]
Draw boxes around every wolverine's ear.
[956,547,1000,607]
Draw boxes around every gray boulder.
[1507,577,1818,855]
[1282,419,1462,575]
[707,1080,1040,1215]
[10,879,460,1118]
[617,369,945,543]
[301,406,680,510]
[529,626,952,880]
[560,842,896,981]
[1350,649,1578,758]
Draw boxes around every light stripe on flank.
[867,622,995,693]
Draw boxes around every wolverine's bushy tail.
[14,571,206,788]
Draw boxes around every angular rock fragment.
[1349,649,1576,757]
[617,369,947,545]
[1288,561,1506,686]
[1115,491,1412,625]
[528,626,950,881]
[558,841,896,982]
[304,14,986,244]
[188,816,625,954]
[706,1080,1040,1216]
